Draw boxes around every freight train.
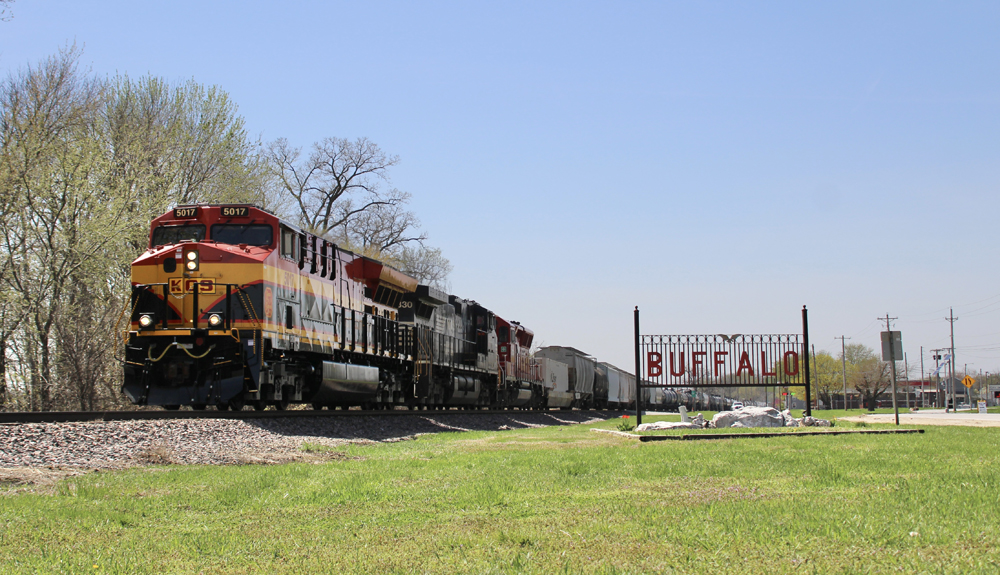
[122,204,743,412]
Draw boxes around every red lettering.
[692,351,706,376]
[737,351,754,376]
[761,352,776,376]
[714,351,728,376]
[647,351,662,378]
[783,351,799,376]
[670,351,685,377]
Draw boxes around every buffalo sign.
[632,306,813,424]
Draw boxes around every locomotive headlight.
[138,313,155,329]
[207,313,223,327]
[184,250,199,271]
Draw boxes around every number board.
[173,207,198,218]
[221,206,249,217]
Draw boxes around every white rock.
[710,406,787,429]
[799,416,832,427]
[780,409,800,427]
[635,421,704,431]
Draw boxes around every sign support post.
[889,334,899,426]
[802,306,812,417]
[634,306,641,426]
[880,321,902,426]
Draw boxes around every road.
[841,409,1000,427]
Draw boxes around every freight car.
[534,347,596,409]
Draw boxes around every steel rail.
[0,408,608,425]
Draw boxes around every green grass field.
[1,416,998,574]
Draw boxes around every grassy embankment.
[1,414,998,574]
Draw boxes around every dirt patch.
[0,467,91,491]
[841,413,1000,427]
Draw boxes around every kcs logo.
[169,278,216,294]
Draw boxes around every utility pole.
[836,336,851,410]
[947,308,958,412]
[980,369,984,409]
[931,348,946,409]
[881,314,900,425]
[920,346,925,408]
[903,353,910,410]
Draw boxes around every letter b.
[647,351,662,378]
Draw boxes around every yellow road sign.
[962,375,976,388]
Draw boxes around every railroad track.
[0,408,606,425]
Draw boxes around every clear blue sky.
[4,1,1000,377]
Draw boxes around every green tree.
[0,46,271,410]
[790,351,841,409]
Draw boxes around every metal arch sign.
[641,334,805,387]
[631,306,813,425]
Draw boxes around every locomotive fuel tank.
[310,361,380,405]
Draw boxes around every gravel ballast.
[0,411,607,472]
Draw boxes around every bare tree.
[268,137,410,237]
[388,245,453,289]
[846,344,891,411]
[268,135,450,286]
[0,1,14,22]
[336,198,426,253]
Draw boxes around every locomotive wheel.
[312,403,325,411]
[163,405,180,411]
[216,403,229,411]
[274,399,289,411]
[229,398,245,411]
[191,403,206,411]
[252,400,267,411]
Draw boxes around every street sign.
[989,385,1000,393]
[962,375,976,388]
[880,331,903,361]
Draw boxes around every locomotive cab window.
[211,224,274,247]
[280,226,297,259]
[151,225,206,247]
